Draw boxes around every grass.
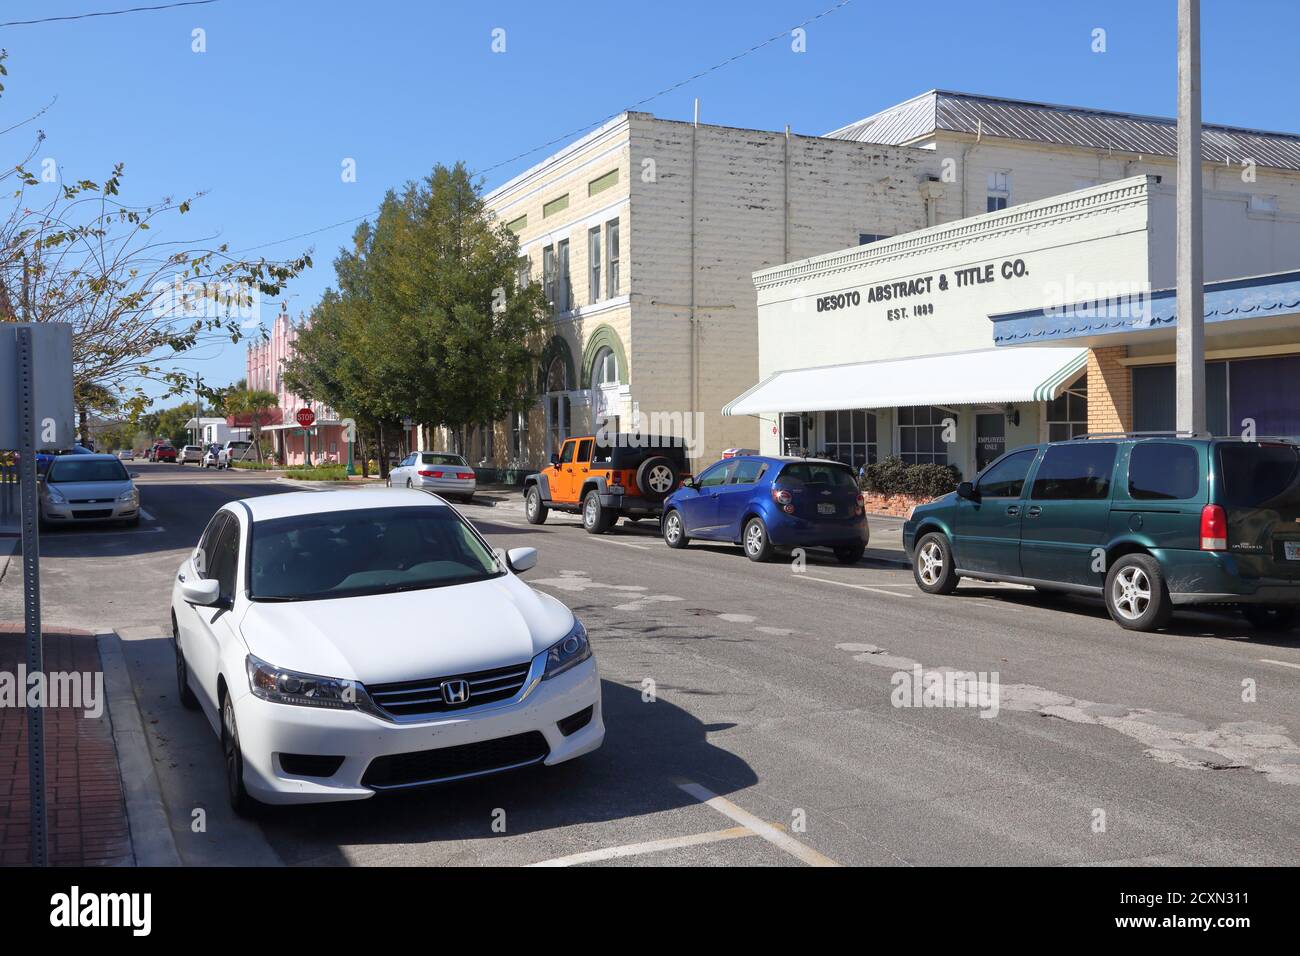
[283,465,350,482]
[230,460,280,471]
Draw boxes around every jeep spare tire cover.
[636,456,678,500]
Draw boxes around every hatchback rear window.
[1129,443,1201,500]
[777,462,857,488]
[1217,444,1300,508]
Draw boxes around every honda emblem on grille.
[440,679,470,705]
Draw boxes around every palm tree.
[223,388,278,463]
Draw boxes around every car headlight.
[540,618,591,680]
[46,485,66,503]
[117,488,138,504]
[245,654,363,709]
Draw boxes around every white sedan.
[170,489,602,812]
[389,451,477,502]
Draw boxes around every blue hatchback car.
[661,456,868,562]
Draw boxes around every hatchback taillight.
[772,487,794,514]
[1200,504,1227,551]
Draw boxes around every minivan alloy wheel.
[1111,566,1151,621]
[918,541,944,586]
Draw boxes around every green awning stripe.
[1033,351,1088,402]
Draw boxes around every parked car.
[178,444,204,464]
[39,453,140,528]
[149,442,177,463]
[202,444,221,468]
[524,433,690,533]
[116,449,135,461]
[388,451,476,502]
[662,456,868,563]
[216,440,254,469]
[903,436,1300,632]
[170,490,603,812]
[35,444,95,475]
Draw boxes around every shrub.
[861,456,960,499]
[284,465,349,482]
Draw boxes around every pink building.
[245,309,348,467]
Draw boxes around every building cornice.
[752,174,1158,292]
[484,114,631,206]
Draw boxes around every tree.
[283,162,550,478]
[0,52,310,413]
[221,388,278,463]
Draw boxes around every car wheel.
[743,517,774,562]
[636,456,679,501]
[583,490,614,534]
[460,494,474,505]
[525,486,548,525]
[912,532,959,594]
[1104,554,1171,632]
[1241,604,1297,632]
[405,478,413,489]
[834,544,866,565]
[221,693,259,817]
[663,509,689,549]
[173,618,199,711]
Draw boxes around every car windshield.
[249,505,503,601]
[47,459,129,483]
[420,453,466,466]
[1217,443,1300,509]
[776,462,857,488]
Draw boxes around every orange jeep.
[524,434,690,533]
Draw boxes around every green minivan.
[902,436,1300,631]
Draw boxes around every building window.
[516,255,531,290]
[546,356,570,455]
[588,169,619,197]
[858,233,890,245]
[543,194,569,218]
[478,424,493,463]
[588,226,602,304]
[511,410,528,459]
[987,170,1011,212]
[557,239,570,312]
[592,346,617,387]
[506,213,528,234]
[606,218,620,298]
[898,405,952,465]
[822,409,877,470]
[542,245,555,308]
[1045,376,1088,442]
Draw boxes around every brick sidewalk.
[0,625,132,866]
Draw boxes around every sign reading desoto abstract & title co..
[814,257,1033,322]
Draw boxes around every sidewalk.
[0,625,131,866]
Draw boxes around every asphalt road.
[4,462,1299,866]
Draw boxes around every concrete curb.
[98,631,182,867]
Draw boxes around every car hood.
[236,573,574,684]
[44,479,132,500]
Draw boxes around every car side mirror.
[506,547,538,574]
[549,453,560,466]
[180,577,223,607]
[957,481,978,501]
[129,473,140,479]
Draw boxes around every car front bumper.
[231,656,603,804]
[1155,548,1300,605]
[42,499,139,523]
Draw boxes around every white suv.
[216,440,254,469]
[170,490,603,811]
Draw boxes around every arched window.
[546,356,568,393]
[592,346,617,388]
[545,355,570,455]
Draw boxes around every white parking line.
[526,826,757,866]
[592,537,651,550]
[1259,659,1300,671]
[796,574,911,598]
[674,780,841,867]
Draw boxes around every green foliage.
[284,465,349,482]
[861,456,961,498]
[282,162,550,476]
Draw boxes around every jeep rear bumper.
[598,494,662,515]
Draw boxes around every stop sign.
[295,407,316,428]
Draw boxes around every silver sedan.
[389,451,477,502]
[40,454,141,528]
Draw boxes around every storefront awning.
[722,347,1088,416]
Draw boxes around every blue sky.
[5,0,1298,403]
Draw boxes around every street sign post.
[2,322,75,867]
[296,408,316,466]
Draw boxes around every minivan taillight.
[1200,504,1227,551]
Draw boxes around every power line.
[0,0,219,28]
[235,0,855,256]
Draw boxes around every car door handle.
[1026,506,1042,517]
[1005,505,1019,516]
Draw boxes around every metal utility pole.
[1176,0,1207,436]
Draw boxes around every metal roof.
[826,90,1300,171]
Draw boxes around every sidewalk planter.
[859,456,959,519]
[860,491,936,519]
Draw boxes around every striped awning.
[723,347,1088,416]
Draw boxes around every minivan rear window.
[1129,443,1200,500]
[1217,444,1300,509]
